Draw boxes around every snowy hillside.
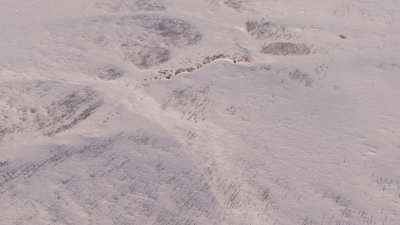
[1,0,400,225]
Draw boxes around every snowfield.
[1,0,400,225]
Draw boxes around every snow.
[1,0,400,224]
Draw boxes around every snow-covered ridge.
[1,0,400,225]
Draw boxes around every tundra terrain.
[1,0,400,225]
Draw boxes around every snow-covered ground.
[1,0,400,224]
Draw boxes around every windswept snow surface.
[1,0,400,225]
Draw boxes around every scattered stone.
[261,42,312,56]
[98,68,124,80]
[246,19,291,39]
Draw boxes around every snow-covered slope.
[1,0,400,225]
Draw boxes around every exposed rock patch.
[147,53,251,81]
[48,15,202,69]
[95,0,166,13]
[0,81,102,140]
[98,67,124,80]
[261,42,312,56]
[246,19,293,40]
